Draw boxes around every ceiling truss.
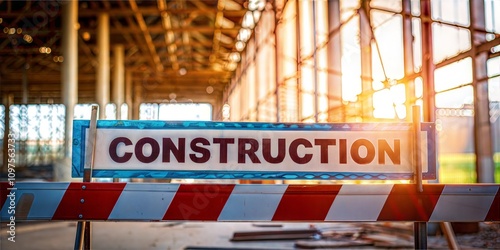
[0,0,251,107]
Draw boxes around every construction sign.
[72,120,436,180]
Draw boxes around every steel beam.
[129,0,164,72]
[76,25,241,35]
[157,0,178,70]
[77,7,247,17]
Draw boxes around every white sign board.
[72,121,436,180]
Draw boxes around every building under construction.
[2,1,500,249]
[0,0,499,183]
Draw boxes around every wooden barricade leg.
[441,222,459,250]
[412,105,427,249]
[74,105,98,250]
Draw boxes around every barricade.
[2,105,498,249]
[2,182,499,222]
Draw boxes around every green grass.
[438,153,500,183]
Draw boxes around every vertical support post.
[21,64,28,168]
[84,106,98,181]
[470,0,495,183]
[112,44,125,120]
[414,222,427,250]
[74,221,84,250]
[96,12,110,120]
[413,105,423,192]
[359,0,373,121]
[412,105,427,249]
[253,34,260,122]
[440,222,459,249]
[273,0,281,122]
[75,105,98,250]
[402,0,415,121]
[420,0,435,122]
[112,45,124,183]
[295,0,302,121]
[60,0,78,182]
[132,83,142,120]
[211,98,220,121]
[327,0,342,122]
[311,0,318,123]
[125,70,132,120]
[22,64,28,104]
[2,94,13,174]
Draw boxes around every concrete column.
[57,0,78,181]
[402,0,415,121]
[133,83,142,120]
[112,44,125,119]
[327,0,342,122]
[22,64,28,103]
[96,12,110,119]
[212,98,221,121]
[470,0,495,183]
[2,94,13,174]
[125,70,133,120]
[359,1,373,121]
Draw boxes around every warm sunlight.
[2,0,498,187]
[140,103,212,121]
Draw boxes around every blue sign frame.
[72,120,436,180]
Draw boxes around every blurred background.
[0,0,499,184]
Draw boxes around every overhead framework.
[0,0,263,111]
[225,0,499,182]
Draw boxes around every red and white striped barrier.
[2,182,499,222]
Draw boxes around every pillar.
[274,1,281,122]
[470,0,495,183]
[22,64,28,103]
[125,70,133,120]
[112,44,125,119]
[133,83,142,120]
[212,98,221,121]
[327,0,342,122]
[359,0,373,120]
[295,0,302,121]
[420,0,435,122]
[311,1,318,123]
[96,12,110,119]
[2,94,13,174]
[297,0,316,122]
[57,0,78,181]
[402,0,415,121]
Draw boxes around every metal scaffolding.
[225,0,499,183]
